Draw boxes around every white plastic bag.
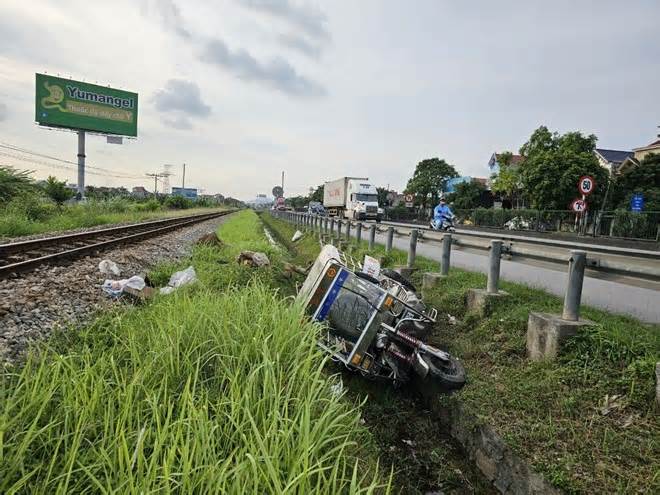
[98,259,121,276]
[291,230,303,242]
[159,266,197,294]
[102,275,145,297]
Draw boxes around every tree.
[518,126,608,210]
[405,158,458,207]
[610,153,660,211]
[491,165,521,207]
[448,180,486,209]
[0,166,37,203]
[308,185,324,203]
[376,187,390,206]
[42,176,75,205]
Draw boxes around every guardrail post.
[487,240,503,294]
[562,250,587,321]
[356,222,362,243]
[329,218,335,238]
[441,234,452,276]
[369,224,376,250]
[407,229,418,268]
[345,221,351,241]
[337,219,342,240]
[324,217,329,235]
[386,227,394,252]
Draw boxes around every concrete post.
[487,240,503,294]
[562,250,587,321]
[369,224,376,250]
[337,219,342,239]
[441,234,452,276]
[324,217,329,235]
[329,218,335,238]
[407,229,418,268]
[386,227,394,253]
[356,222,362,243]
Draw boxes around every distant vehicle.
[307,201,326,215]
[323,176,384,222]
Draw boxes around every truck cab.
[346,180,382,221]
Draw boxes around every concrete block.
[422,272,445,290]
[466,288,509,317]
[526,312,594,361]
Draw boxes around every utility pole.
[146,172,163,195]
[182,163,186,190]
[281,170,284,195]
[77,130,86,199]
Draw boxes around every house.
[132,186,150,198]
[444,176,488,193]
[487,152,525,177]
[594,149,634,175]
[601,133,660,175]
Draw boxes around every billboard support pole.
[182,163,186,190]
[77,130,86,199]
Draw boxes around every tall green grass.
[0,210,389,493]
[0,198,223,239]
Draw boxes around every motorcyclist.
[433,197,454,229]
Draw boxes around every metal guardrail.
[272,211,660,282]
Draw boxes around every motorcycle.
[429,215,456,232]
[297,245,466,392]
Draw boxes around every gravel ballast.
[0,213,234,363]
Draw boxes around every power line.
[0,141,145,179]
[0,151,145,180]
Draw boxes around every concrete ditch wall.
[431,400,562,494]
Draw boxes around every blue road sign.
[630,193,644,212]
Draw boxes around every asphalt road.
[371,229,660,324]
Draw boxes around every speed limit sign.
[578,176,595,195]
[571,198,587,212]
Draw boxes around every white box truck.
[323,177,384,222]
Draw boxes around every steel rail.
[0,210,233,278]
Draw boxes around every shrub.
[610,209,655,239]
[134,199,161,212]
[165,195,193,209]
[42,176,75,205]
[0,166,37,203]
[7,194,57,221]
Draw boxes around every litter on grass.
[237,251,270,267]
[160,266,198,294]
[291,230,303,242]
[102,275,145,297]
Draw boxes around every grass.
[263,213,660,494]
[0,199,224,240]
[0,210,389,493]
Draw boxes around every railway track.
[0,210,233,278]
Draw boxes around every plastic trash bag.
[291,230,303,242]
[102,275,145,297]
[98,259,121,276]
[159,266,198,294]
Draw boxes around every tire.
[421,353,466,391]
[381,268,417,293]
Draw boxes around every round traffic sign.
[578,176,595,195]
[405,194,413,202]
[272,186,284,198]
[570,198,587,212]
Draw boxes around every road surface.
[371,229,660,324]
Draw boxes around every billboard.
[35,73,138,136]
[172,187,198,199]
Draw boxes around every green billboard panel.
[35,73,138,137]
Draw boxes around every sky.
[0,0,658,200]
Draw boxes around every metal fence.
[385,207,659,241]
